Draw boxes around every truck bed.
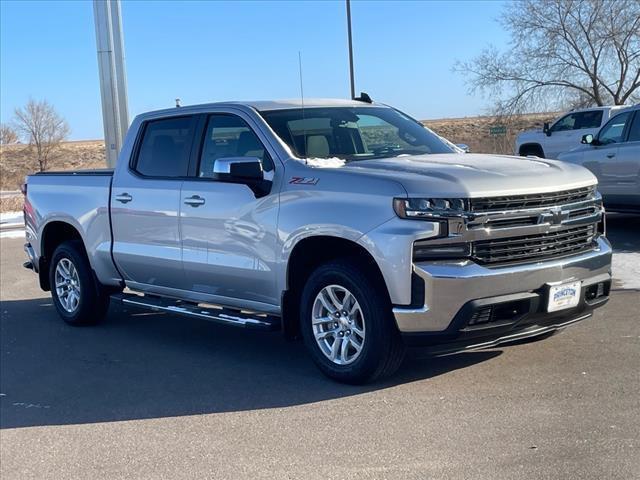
[33,168,114,176]
[25,169,121,286]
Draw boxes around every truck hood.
[341,153,597,197]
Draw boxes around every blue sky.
[1,0,509,140]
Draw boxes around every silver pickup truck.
[23,98,612,384]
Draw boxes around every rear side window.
[574,110,602,129]
[551,110,602,132]
[134,116,196,177]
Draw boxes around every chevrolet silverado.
[23,98,612,383]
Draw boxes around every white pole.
[93,0,129,168]
[110,1,129,142]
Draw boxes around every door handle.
[606,153,616,159]
[115,193,133,204]
[184,195,206,207]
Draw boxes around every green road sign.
[489,125,507,136]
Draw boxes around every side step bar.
[111,292,280,331]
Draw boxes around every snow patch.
[0,211,23,224]
[612,252,640,290]
[0,229,25,239]
[301,157,346,168]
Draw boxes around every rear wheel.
[49,240,111,326]
[300,260,405,384]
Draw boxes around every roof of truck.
[139,98,379,118]
[568,105,628,113]
[235,98,376,111]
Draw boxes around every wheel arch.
[281,235,390,339]
[38,221,86,291]
[519,143,545,157]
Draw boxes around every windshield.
[260,106,455,161]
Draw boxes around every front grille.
[480,216,539,228]
[473,225,596,265]
[470,186,595,212]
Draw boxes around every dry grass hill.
[1,112,558,212]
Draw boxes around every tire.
[49,240,111,326]
[300,260,406,384]
[519,145,545,158]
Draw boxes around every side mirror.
[543,122,551,136]
[214,157,263,181]
[455,143,470,153]
[581,134,594,145]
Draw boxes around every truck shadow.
[0,298,500,429]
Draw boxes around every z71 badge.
[289,177,319,185]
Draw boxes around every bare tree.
[13,99,70,171]
[456,0,640,114]
[0,123,19,145]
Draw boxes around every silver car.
[558,104,640,213]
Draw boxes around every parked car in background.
[515,106,627,159]
[558,105,639,213]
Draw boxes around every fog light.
[413,242,471,261]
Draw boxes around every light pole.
[346,0,355,99]
[94,0,129,167]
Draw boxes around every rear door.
[179,111,281,308]
[111,115,197,289]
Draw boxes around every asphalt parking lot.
[1,214,638,479]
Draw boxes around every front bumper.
[393,236,612,343]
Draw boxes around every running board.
[111,293,280,331]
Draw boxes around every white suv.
[515,106,627,159]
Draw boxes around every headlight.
[393,197,467,219]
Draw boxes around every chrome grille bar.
[470,186,596,212]
[473,225,596,265]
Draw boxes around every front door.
[179,112,280,308]
[581,110,633,201]
[111,115,197,289]
[602,111,640,208]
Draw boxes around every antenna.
[298,51,308,163]
[346,0,356,99]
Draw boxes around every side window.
[573,110,603,129]
[198,115,274,178]
[626,112,640,142]
[598,111,632,145]
[551,113,577,132]
[134,116,196,177]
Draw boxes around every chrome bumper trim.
[393,236,612,333]
[417,313,592,357]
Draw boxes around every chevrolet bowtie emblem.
[539,206,567,225]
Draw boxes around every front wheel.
[300,260,405,384]
[49,240,111,326]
